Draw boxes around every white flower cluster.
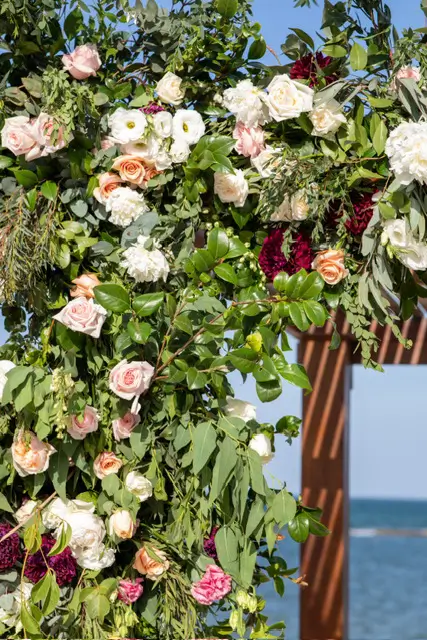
[121,235,170,283]
[382,218,427,270]
[385,121,427,185]
[105,186,149,228]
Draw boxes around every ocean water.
[260,499,427,639]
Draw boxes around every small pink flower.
[109,360,155,401]
[191,565,232,606]
[233,122,265,158]
[113,408,141,441]
[62,44,101,80]
[68,406,99,440]
[117,578,144,604]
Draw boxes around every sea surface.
[260,498,427,640]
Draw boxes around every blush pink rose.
[109,359,155,401]
[101,136,119,150]
[93,172,123,204]
[62,44,101,80]
[70,273,101,299]
[93,451,123,480]
[11,430,55,477]
[31,112,68,155]
[113,407,141,441]
[391,65,421,91]
[53,297,107,338]
[233,122,265,158]
[1,116,37,158]
[117,578,144,605]
[68,406,99,440]
[191,565,232,606]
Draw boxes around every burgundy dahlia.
[345,193,374,236]
[290,52,337,87]
[142,102,165,115]
[24,535,77,586]
[203,526,219,560]
[0,523,22,571]
[259,229,314,280]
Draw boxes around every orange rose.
[70,273,101,299]
[112,155,148,187]
[312,249,349,285]
[133,545,169,580]
[93,172,123,204]
[93,451,123,480]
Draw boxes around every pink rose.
[233,122,265,158]
[391,65,421,91]
[68,406,99,440]
[100,136,119,150]
[117,578,144,605]
[93,451,123,480]
[191,565,232,606]
[1,116,37,158]
[53,297,107,338]
[113,407,141,441]
[62,44,101,80]
[109,359,155,401]
[11,430,55,478]
[93,172,123,205]
[31,112,68,155]
[70,273,101,299]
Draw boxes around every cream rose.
[133,545,169,580]
[312,249,349,285]
[249,433,274,464]
[214,170,249,208]
[224,397,257,422]
[93,172,123,204]
[70,273,101,299]
[93,452,123,480]
[251,145,281,178]
[156,72,185,106]
[53,297,107,338]
[109,359,155,401]
[113,409,141,441]
[68,406,99,440]
[112,155,148,187]
[125,471,153,502]
[266,74,314,121]
[309,104,346,137]
[62,44,101,80]
[0,360,15,401]
[11,430,55,477]
[109,510,136,539]
[15,499,38,526]
[1,116,36,157]
[74,543,115,569]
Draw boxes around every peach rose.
[68,406,99,440]
[133,546,169,580]
[112,155,148,187]
[233,122,265,158]
[62,44,101,80]
[11,430,55,477]
[70,273,101,299]
[112,408,140,441]
[1,116,37,158]
[109,509,136,539]
[109,359,155,401]
[312,249,349,285]
[93,452,123,480]
[93,172,123,204]
[53,297,107,338]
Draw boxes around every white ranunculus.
[121,235,170,283]
[225,397,257,422]
[105,186,149,227]
[172,109,205,145]
[42,497,95,530]
[266,74,314,122]
[248,433,274,464]
[383,219,409,248]
[108,108,148,144]
[170,138,191,163]
[399,242,427,270]
[152,111,173,139]
[309,104,346,137]
[74,543,116,569]
[109,509,135,539]
[214,170,249,208]
[251,145,281,178]
[0,360,15,401]
[222,79,270,127]
[121,134,160,163]
[156,72,185,106]
[385,121,427,185]
[125,470,153,502]
[15,499,38,525]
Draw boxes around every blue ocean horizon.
[261,498,427,640]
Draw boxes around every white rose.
[108,107,148,144]
[249,433,274,464]
[214,170,249,208]
[109,509,136,539]
[53,297,107,339]
[15,500,38,526]
[383,219,409,248]
[170,138,191,163]
[0,360,15,401]
[398,242,427,271]
[271,191,309,222]
[309,104,346,137]
[42,497,95,530]
[105,186,149,227]
[222,79,270,127]
[1,116,36,157]
[224,397,257,422]
[385,121,427,185]
[66,511,106,552]
[172,109,205,145]
[74,543,116,569]
[152,111,173,138]
[266,74,314,121]
[251,145,281,178]
[0,582,33,628]
[121,134,160,164]
[125,471,153,502]
[121,235,170,283]
[156,72,185,106]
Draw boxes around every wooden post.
[298,334,352,640]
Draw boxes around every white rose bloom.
[222,79,270,127]
[125,470,153,502]
[15,499,38,525]
[66,511,106,553]
[266,74,314,121]
[109,509,135,539]
[214,170,249,208]
[108,107,148,144]
[0,360,15,402]
[249,433,274,464]
[383,219,409,248]
[121,134,160,163]
[251,145,281,178]
[309,104,346,137]
[224,397,257,422]
[152,111,173,139]
[385,121,427,185]
[156,72,185,106]
[42,497,95,530]
[399,242,427,271]
[105,187,149,227]
[121,236,169,283]
[271,191,309,222]
[170,138,191,163]
[74,543,116,569]
[172,109,205,145]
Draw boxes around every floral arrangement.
[0,0,426,638]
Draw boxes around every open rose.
[117,578,144,605]
[70,274,101,299]
[233,122,265,158]
[31,112,68,154]
[93,172,123,204]
[133,546,169,580]
[113,409,140,441]
[53,297,107,338]
[214,170,249,208]
[11,430,55,477]
[1,116,36,158]
[266,74,314,121]
[109,359,155,401]
[156,72,185,105]
[112,155,150,187]
[62,44,101,80]
[68,406,99,440]
[191,565,232,605]
[312,249,349,285]
[93,452,123,480]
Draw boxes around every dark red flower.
[24,535,77,586]
[290,52,337,87]
[142,102,165,115]
[345,193,374,236]
[203,526,219,560]
[259,230,314,280]
[0,523,22,571]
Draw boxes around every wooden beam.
[299,334,351,640]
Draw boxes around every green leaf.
[174,314,193,335]
[245,496,265,537]
[133,292,164,317]
[272,490,297,527]
[214,263,238,285]
[302,300,327,327]
[26,188,37,211]
[12,169,38,188]
[192,422,217,474]
[289,302,309,331]
[48,449,69,501]
[210,436,238,502]
[48,523,72,556]
[278,363,312,391]
[215,526,240,579]
[216,0,238,19]
[94,284,130,313]
[322,44,347,58]
[372,117,388,155]
[24,523,41,554]
[207,228,229,259]
[228,348,258,373]
[193,249,215,272]
[0,492,13,513]
[248,37,267,60]
[307,513,330,536]
[127,320,152,344]
[288,513,310,543]
[86,592,110,622]
[41,181,58,201]
[0,155,13,170]
[256,379,282,402]
[248,449,265,495]
[273,272,289,292]
[297,272,325,299]
[21,603,41,635]
[186,368,208,390]
[32,571,51,605]
[350,42,368,71]
[239,540,257,589]
[289,28,315,50]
